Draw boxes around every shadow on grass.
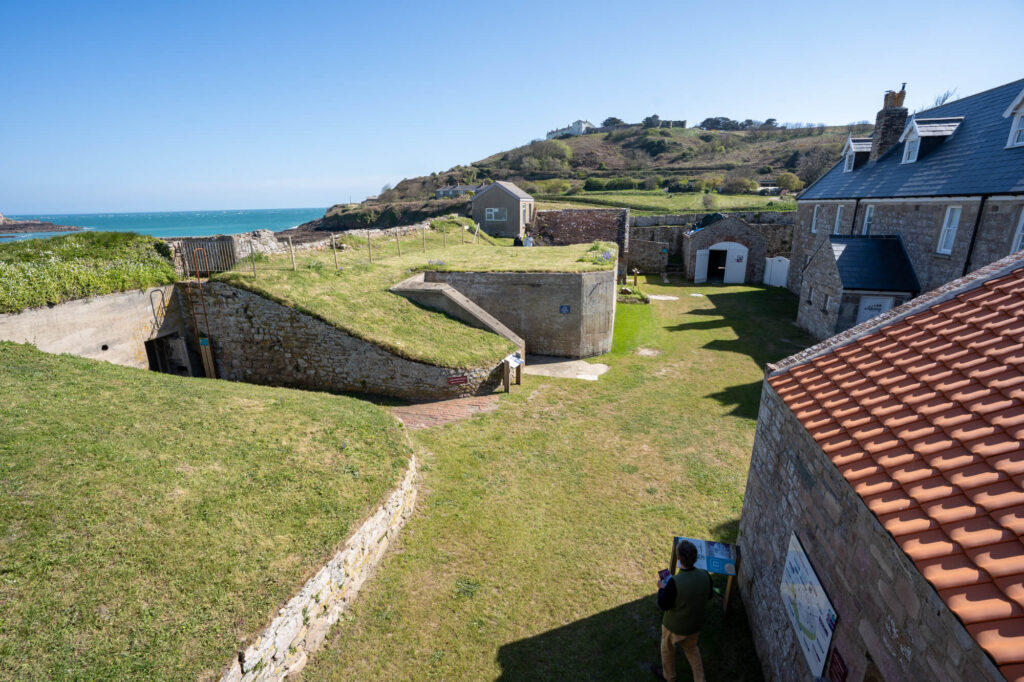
[495,592,763,681]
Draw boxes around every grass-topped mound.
[213,232,614,368]
[0,231,177,314]
[0,342,411,680]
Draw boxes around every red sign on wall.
[447,375,468,385]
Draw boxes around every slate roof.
[475,181,533,202]
[831,235,920,292]
[802,79,1024,200]
[768,260,1024,680]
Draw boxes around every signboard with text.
[780,533,837,677]
[673,537,736,576]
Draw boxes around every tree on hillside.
[642,115,661,128]
[796,146,839,184]
[602,117,625,127]
[776,172,805,192]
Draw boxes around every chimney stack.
[870,84,908,161]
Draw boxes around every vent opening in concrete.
[144,335,194,377]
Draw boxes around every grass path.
[300,279,813,680]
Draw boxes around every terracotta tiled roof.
[769,265,1024,679]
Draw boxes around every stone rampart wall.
[422,269,616,357]
[627,239,669,273]
[179,282,503,400]
[630,210,795,227]
[222,456,419,681]
[534,209,629,254]
[737,383,1003,682]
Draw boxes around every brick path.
[391,394,500,430]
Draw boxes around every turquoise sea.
[1,207,326,241]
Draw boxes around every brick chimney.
[869,84,908,161]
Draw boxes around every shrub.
[606,177,637,191]
[776,172,805,191]
[584,178,606,191]
[758,166,773,174]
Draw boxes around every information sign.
[447,375,468,386]
[673,537,736,576]
[559,305,571,314]
[780,533,837,677]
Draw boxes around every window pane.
[863,206,874,235]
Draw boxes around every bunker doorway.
[145,335,194,377]
[707,249,728,282]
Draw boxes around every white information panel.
[779,533,838,677]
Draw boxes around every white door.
[723,250,747,284]
[856,295,895,324]
[763,257,789,287]
[695,249,709,283]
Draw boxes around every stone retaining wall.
[629,210,795,227]
[222,455,419,681]
[627,239,669,273]
[180,282,503,400]
[737,382,1003,682]
[534,209,629,254]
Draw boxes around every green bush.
[0,232,177,313]
[605,177,637,191]
[584,178,606,191]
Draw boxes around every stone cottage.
[738,251,1024,682]
[682,214,767,284]
[797,235,920,340]
[789,79,1024,310]
[471,181,535,239]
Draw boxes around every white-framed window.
[1012,209,1024,254]
[862,205,875,235]
[937,206,962,254]
[833,205,844,234]
[805,286,814,305]
[823,294,831,312]
[902,134,920,164]
[811,205,820,233]
[1008,114,1024,148]
[485,207,507,222]
[844,153,854,172]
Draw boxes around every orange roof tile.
[768,265,1024,675]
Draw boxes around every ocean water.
[1,207,326,242]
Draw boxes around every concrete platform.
[523,355,610,381]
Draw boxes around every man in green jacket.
[655,540,713,682]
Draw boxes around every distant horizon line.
[6,206,330,217]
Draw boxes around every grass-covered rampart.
[0,342,411,680]
[0,232,177,314]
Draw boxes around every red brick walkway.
[391,394,500,430]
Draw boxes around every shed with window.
[470,181,535,238]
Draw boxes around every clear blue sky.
[2,0,1021,213]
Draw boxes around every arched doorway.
[695,241,749,284]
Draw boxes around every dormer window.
[1003,87,1024,148]
[902,134,920,163]
[844,153,854,172]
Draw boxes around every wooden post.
[723,546,741,614]
[443,226,447,249]
[367,233,372,263]
[474,224,480,244]
[331,234,339,270]
[515,361,522,386]
[289,236,296,271]
[461,227,465,245]
[395,232,401,257]
[250,240,257,279]
[502,359,511,393]
[422,226,426,252]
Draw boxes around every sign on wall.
[779,532,837,677]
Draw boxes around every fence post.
[443,226,447,249]
[461,227,465,245]
[288,236,296,271]
[395,232,401,257]
[332,234,339,270]
[422,226,426,252]
[367,233,372,263]
[474,224,480,244]
[251,239,257,279]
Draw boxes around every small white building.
[545,120,595,139]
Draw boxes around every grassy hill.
[0,342,411,680]
[377,123,871,205]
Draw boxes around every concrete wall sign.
[780,532,837,677]
[560,305,570,314]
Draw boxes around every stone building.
[434,184,483,199]
[680,214,767,284]
[471,181,535,238]
[789,79,1024,320]
[545,119,595,139]
[738,252,1024,682]
[796,235,919,340]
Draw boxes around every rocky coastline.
[0,212,82,236]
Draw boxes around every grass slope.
[215,235,612,368]
[537,190,795,215]
[300,279,814,680]
[0,232,177,314]
[0,343,411,680]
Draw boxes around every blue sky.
[2,0,1021,213]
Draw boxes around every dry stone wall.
[627,239,669,273]
[630,210,795,227]
[179,282,503,400]
[737,383,1003,682]
[534,209,629,254]
[221,455,419,681]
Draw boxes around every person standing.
[655,540,713,682]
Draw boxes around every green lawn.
[537,190,796,215]
[0,342,412,680]
[0,232,177,313]
[299,279,813,680]
[215,235,613,369]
